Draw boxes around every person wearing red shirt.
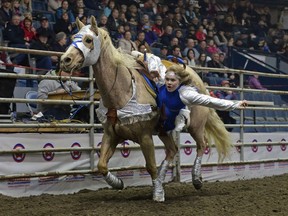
[21,17,36,43]
[195,25,206,42]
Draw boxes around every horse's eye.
[86,38,92,43]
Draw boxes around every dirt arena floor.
[1,173,287,216]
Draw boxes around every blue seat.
[25,91,38,116]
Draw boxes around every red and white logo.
[120,141,130,158]
[42,143,55,161]
[183,140,192,155]
[251,139,258,153]
[266,139,273,152]
[70,142,82,160]
[12,143,25,163]
[204,146,210,154]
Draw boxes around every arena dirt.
[0,173,287,216]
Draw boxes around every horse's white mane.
[97,28,136,69]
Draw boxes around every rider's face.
[165,72,180,92]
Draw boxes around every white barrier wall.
[0,132,287,197]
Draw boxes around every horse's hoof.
[152,179,165,202]
[114,178,124,190]
[104,172,124,190]
[192,178,203,190]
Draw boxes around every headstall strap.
[135,60,154,81]
[106,108,118,125]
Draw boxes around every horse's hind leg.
[158,133,178,182]
[188,107,209,190]
[97,133,124,189]
[139,134,165,202]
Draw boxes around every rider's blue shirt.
[158,85,186,131]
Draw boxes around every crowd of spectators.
[0,0,288,85]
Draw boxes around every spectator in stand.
[19,0,32,15]
[158,45,168,60]
[207,52,226,77]
[126,4,140,25]
[268,37,282,54]
[185,3,196,22]
[195,25,206,42]
[3,14,28,65]
[160,25,173,47]
[174,29,185,50]
[83,0,102,11]
[184,48,196,67]
[134,31,151,53]
[11,0,21,16]
[103,0,115,18]
[162,10,174,29]
[279,7,288,32]
[111,24,124,45]
[247,74,267,90]
[183,38,199,59]
[219,52,228,68]
[36,16,56,45]
[98,14,108,29]
[137,43,146,54]
[21,16,36,43]
[51,31,67,67]
[0,0,13,30]
[74,7,86,20]
[137,13,149,32]
[78,14,87,25]
[54,11,75,36]
[48,0,63,14]
[55,0,75,23]
[253,37,270,53]
[142,0,157,19]
[118,30,137,54]
[71,0,87,18]
[186,26,197,41]
[142,22,158,46]
[30,29,55,71]
[254,20,268,39]
[196,52,209,79]
[190,17,200,30]
[167,37,179,55]
[152,15,164,37]
[215,80,237,131]
[206,39,221,56]
[192,2,201,19]
[213,29,228,54]
[106,8,120,39]
[173,12,186,30]
[196,40,209,56]
[170,45,182,58]
[37,67,81,120]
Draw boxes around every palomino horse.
[60,16,232,202]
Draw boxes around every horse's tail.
[205,108,232,162]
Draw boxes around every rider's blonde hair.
[166,64,193,85]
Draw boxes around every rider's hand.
[239,100,248,108]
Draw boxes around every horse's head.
[60,16,101,73]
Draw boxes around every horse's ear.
[90,16,99,35]
[76,17,85,30]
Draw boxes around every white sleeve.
[179,86,240,111]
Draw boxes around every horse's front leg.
[97,133,124,189]
[140,134,164,202]
[158,133,178,183]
